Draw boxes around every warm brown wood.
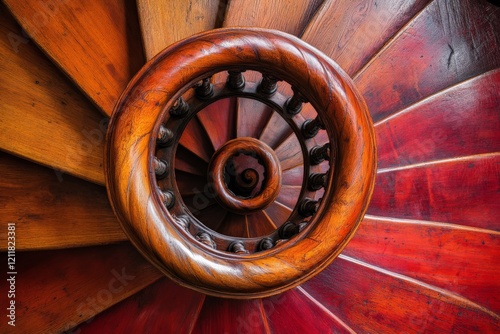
[302,0,431,75]
[137,0,225,60]
[224,0,324,35]
[247,211,278,237]
[105,28,376,298]
[259,112,293,149]
[236,98,274,138]
[4,0,145,116]
[0,153,125,251]
[179,116,214,162]
[0,7,105,185]
[197,97,237,150]
[0,243,161,333]
[208,137,282,214]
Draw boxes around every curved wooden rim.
[105,28,377,298]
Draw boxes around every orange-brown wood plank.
[179,116,214,162]
[276,185,301,209]
[4,0,145,116]
[0,243,161,333]
[246,211,277,237]
[217,212,249,238]
[302,256,499,333]
[376,69,500,168]
[264,201,292,228]
[197,97,237,150]
[344,215,500,312]
[223,0,324,35]
[369,154,500,231]
[76,278,205,333]
[0,152,124,251]
[0,6,105,184]
[191,297,269,333]
[302,0,431,75]
[354,0,500,122]
[137,0,225,60]
[275,134,303,171]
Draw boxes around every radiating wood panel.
[0,153,124,251]
[281,164,304,186]
[77,278,204,333]
[193,204,227,231]
[247,211,277,237]
[265,288,354,333]
[275,135,303,171]
[370,154,500,230]
[259,113,292,149]
[376,69,500,168]
[302,0,431,75]
[197,97,237,150]
[217,212,249,238]
[192,297,268,333]
[264,202,292,227]
[223,0,324,35]
[179,116,214,162]
[344,215,500,312]
[175,145,208,176]
[4,0,145,116]
[302,256,499,333]
[0,243,161,333]
[0,7,105,185]
[355,0,500,122]
[236,98,274,139]
[276,185,301,209]
[137,0,225,60]
[176,171,208,196]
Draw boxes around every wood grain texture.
[0,152,124,251]
[370,154,500,230]
[223,0,324,35]
[355,0,500,122]
[236,98,274,138]
[247,210,277,237]
[344,215,500,312]
[179,115,214,162]
[76,278,205,333]
[0,243,161,333]
[4,0,145,116]
[137,0,225,60]
[302,0,431,75]
[302,256,500,333]
[197,97,237,150]
[0,6,105,185]
[376,69,500,168]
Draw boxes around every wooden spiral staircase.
[1,0,499,333]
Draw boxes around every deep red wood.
[264,288,354,333]
[344,216,500,312]
[264,201,292,227]
[174,145,208,176]
[376,69,500,168]
[303,0,431,76]
[369,154,500,230]
[247,210,278,237]
[191,297,269,334]
[193,204,227,232]
[197,97,237,150]
[355,0,500,122]
[259,112,293,149]
[236,98,274,138]
[302,256,499,333]
[276,185,301,209]
[217,212,249,238]
[0,243,161,333]
[179,116,214,162]
[76,278,204,333]
[275,134,303,171]
[281,164,304,186]
[175,171,208,196]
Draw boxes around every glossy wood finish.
[4,0,145,116]
[137,0,225,60]
[355,0,500,122]
[370,154,500,230]
[0,153,125,251]
[0,7,105,184]
[0,243,161,333]
[303,0,431,75]
[105,28,376,298]
[376,69,500,168]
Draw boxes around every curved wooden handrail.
[105,28,377,298]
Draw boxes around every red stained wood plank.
[302,256,499,333]
[0,152,125,250]
[276,185,301,209]
[191,297,269,334]
[223,0,324,36]
[77,278,204,333]
[376,69,500,168]
[247,210,277,237]
[176,171,208,196]
[259,112,293,149]
[179,116,214,162]
[344,215,500,312]
[4,0,145,116]
[175,145,208,176]
[355,0,500,122]
[369,154,500,230]
[0,243,161,333]
[275,134,303,171]
[264,201,292,228]
[303,0,431,76]
[281,164,304,186]
[197,97,237,150]
[217,212,249,238]
[264,288,354,334]
[193,204,227,232]
[236,98,274,139]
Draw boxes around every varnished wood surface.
[369,154,500,230]
[4,0,145,116]
[0,6,105,185]
[0,153,124,251]
[137,0,225,60]
[0,243,161,333]
[197,97,237,150]
[354,0,500,122]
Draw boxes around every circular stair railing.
[105,28,377,298]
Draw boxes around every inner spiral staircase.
[1,0,499,333]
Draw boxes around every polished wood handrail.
[105,28,377,298]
